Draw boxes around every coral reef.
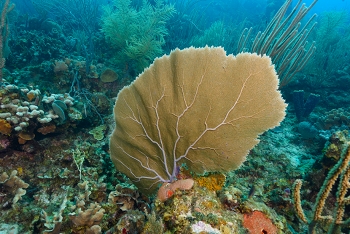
[0,84,79,134]
[153,179,288,233]
[101,0,175,76]
[0,170,29,207]
[292,134,350,233]
[69,203,105,229]
[1,0,350,233]
[195,173,226,192]
[88,125,107,141]
[317,108,350,130]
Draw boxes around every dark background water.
[9,0,350,27]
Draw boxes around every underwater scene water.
[0,0,350,233]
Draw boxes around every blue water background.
[300,0,350,12]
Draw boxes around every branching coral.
[293,141,350,233]
[69,203,105,227]
[0,170,29,207]
[101,0,175,75]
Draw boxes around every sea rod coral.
[109,46,287,197]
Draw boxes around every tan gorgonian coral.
[110,46,287,195]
